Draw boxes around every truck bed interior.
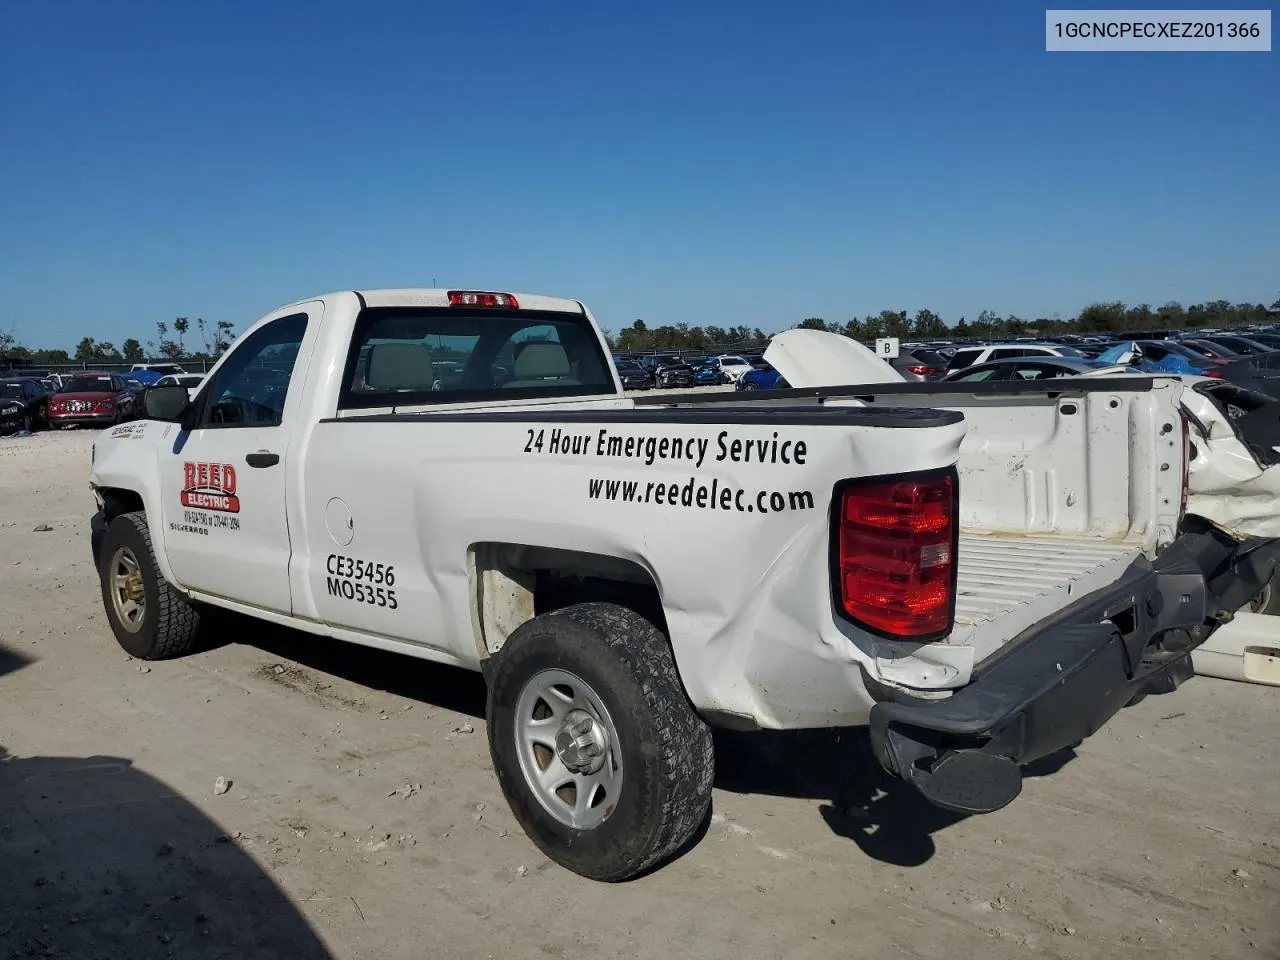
[952,532,1141,659]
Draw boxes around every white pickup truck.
[88,289,1279,881]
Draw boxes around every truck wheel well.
[99,488,145,520]
[470,544,667,658]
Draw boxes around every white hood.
[763,329,905,388]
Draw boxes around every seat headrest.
[366,342,433,390]
[513,343,570,380]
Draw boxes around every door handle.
[246,451,280,468]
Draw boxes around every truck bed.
[952,533,1142,661]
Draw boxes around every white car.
[712,354,753,382]
[155,373,205,400]
[87,288,1278,882]
[945,342,1084,373]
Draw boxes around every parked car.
[130,362,187,376]
[694,362,727,385]
[891,347,950,381]
[47,372,136,427]
[945,343,1084,372]
[612,361,654,391]
[1240,333,1280,352]
[89,285,1277,883]
[942,357,1131,382]
[735,364,789,391]
[701,355,752,383]
[127,364,188,387]
[155,373,207,399]
[1177,339,1241,361]
[650,357,696,389]
[1198,334,1276,357]
[0,377,52,432]
[1097,340,1222,377]
[1215,352,1280,401]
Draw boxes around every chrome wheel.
[109,546,146,634]
[513,668,623,830]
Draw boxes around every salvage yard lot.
[0,429,1276,960]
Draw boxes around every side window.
[990,348,1028,361]
[948,350,979,370]
[199,313,308,428]
[1143,344,1169,361]
[956,367,1001,381]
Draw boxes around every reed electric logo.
[181,461,240,513]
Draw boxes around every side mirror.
[141,385,191,422]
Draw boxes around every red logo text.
[181,461,240,513]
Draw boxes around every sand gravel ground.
[0,426,1276,959]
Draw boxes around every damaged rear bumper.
[868,526,1280,815]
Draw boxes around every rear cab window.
[340,307,614,410]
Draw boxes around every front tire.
[486,603,714,881]
[98,511,201,659]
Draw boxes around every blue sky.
[1,0,1275,350]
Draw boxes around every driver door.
[158,305,320,614]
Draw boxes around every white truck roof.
[346,289,586,314]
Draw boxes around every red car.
[47,372,137,428]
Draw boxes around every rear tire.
[486,603,714,881]
[98,511,201,659]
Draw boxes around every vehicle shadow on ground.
[0,646,335,958]
[199,619,1085,870]
[213,614,487,719]
[712,727,1078,868]
[0,747,336,960]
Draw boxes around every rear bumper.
[869,527,1280,814]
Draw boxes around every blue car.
[695,363,727,385]
[735,365,789,391]
[1096,340,1220,376]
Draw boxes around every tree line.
[607,297,1280,351]
[0,318,236,366]
[3,297,1278,366]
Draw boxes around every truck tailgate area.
[952,533,1143,659]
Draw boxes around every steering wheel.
[210,397,250,424]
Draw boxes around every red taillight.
[1205,367,1222,378]
[905,365,938,377]
[447,290,519,308]
[836,471,957,639]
